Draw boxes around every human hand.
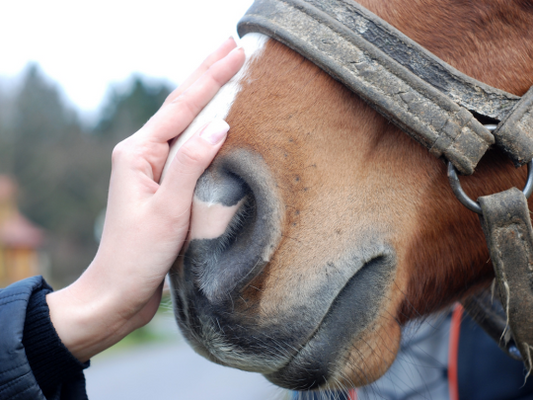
[46,38,245,362]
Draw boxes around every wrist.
[24,287,89,395]
[46,281,131,362]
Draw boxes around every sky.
[0,0,254,120]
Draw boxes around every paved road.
[85,339,287,400]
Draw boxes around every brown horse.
[165,0,533,391]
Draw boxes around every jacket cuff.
[22,286,90,397]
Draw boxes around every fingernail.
[229,45,244,55]
[200,120,230,144]
[222,37,236,48]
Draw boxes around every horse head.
[168,0,533,390]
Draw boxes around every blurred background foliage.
[0,63,173,287]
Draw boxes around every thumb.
[157,119,230,205]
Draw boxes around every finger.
[141,46,245,144]
[163,37,238,106]
[156,120,230,208]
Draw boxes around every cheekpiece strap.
[493,87,533,168]
[478,188,533,371]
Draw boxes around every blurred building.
[0,175,44,287]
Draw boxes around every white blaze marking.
[161,33,269,179]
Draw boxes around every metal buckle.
[447,124,533,214]
[448,160,533,214]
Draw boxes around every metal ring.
[448,160,533,214]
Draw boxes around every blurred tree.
[0,64,105,285]
[0,65,173,287]
[95,76,172,141]
[4,64,83,226]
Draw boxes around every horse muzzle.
[169,148,398,390]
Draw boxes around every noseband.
[238,0,533,371]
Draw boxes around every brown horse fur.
[355,0,533,320]
[172,0,533,390]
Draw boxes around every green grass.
[110,325,168,351]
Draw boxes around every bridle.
[237,0,533,370]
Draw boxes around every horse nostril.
[195,168,250,208]
[182,150,283,304]
[190,169,252,242]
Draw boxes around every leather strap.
[493,87,533,168]
[477,188,533,371]
[237,0,523,174]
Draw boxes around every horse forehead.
[162,33,270,178]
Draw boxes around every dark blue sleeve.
[0,276,89,400]
[458,314,533,400]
